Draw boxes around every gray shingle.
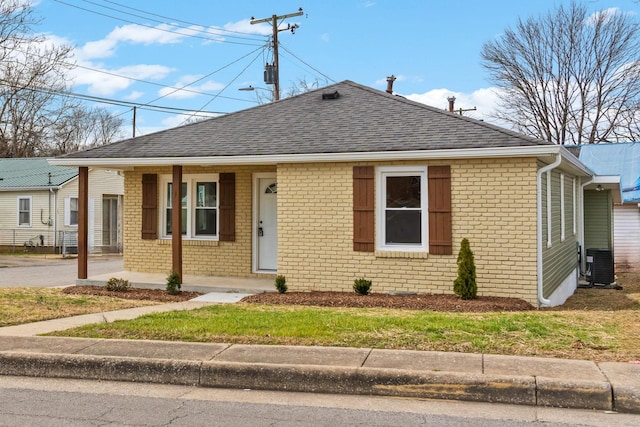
[61,80,552,160]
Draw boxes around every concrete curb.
[0,351,620,412]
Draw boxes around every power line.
[0,78,228,116]
[53,0,265,46]
[101,0,265,38]
[178,47,265,125]
[279,43,336,84]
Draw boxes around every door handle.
[258,227,264,237]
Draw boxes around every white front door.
[256,175,277,271]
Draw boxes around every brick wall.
[123,158,540,304]
[123,165,275,277]
[278,158,539,304]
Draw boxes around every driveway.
[0,255,123,288]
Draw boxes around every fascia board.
[48,146,565,168]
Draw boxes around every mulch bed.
[240,291,534,312]
[62,286,534,312]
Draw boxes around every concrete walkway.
[0,295,639,414]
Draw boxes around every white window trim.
[159,173,219,240]
[546,170,552,248]
[376,166,428,252]
[64,197,79,227]
[560,173,565,242]
[17,196,32,227]
[572,177,576,235]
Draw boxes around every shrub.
[105,277,131,292]
[453,238,477,300]
[166,271,181,295]
[353,278,372,295]
[275,275,287,294]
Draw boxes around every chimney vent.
[447,96,456,113]
[386,75,396,94]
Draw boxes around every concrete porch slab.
[77,270,275,294]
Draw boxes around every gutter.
[48,145,564,168]
[536,153,562,306]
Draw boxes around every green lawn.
[47,303,637,362]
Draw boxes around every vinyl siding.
[613,204,640,271]
[584,190,612,250]
[541,169,579,299]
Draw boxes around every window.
[161,174,218,239]
[376,166,427,251]
[65,197,79,226]
[17,196,31,227]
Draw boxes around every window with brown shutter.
[353,166,374,252]
[141,174,158,240]
[428,165,452,255]
[219,172,236,242]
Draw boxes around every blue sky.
[31,0,640,137]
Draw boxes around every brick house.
[50,80,609,306]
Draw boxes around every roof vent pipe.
[386,75,396,94]
[447,96,456,113]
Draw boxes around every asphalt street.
[1,376,637,427]
[0,255,123,287]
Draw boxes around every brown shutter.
[219,173,236,242]
[353,166,375,252]
[141,174,158,240]
[428,165,452,255]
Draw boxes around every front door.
[256,176,277,271]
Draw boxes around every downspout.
[536,153,562,306]
[579,175,595,274]
[52,188,58,252]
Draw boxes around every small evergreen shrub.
[353,278,372,295]
[453,238,477,300]
[105,277,131,292]
[166,271,181,295]
[274,275,287,294]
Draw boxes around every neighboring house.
[51,80,613,307]
[576,143,640,272]
[0,158,124,254]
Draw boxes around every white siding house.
[0,158,123,254]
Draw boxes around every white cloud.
[403,87,504,126]
[124,91,144,101]
[69,62,173,96]
[157,75,224,99]
[160,111,219,128]
[321,33,330,43]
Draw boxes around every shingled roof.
[60,80,552,162]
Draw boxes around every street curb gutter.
[0,352,618,412]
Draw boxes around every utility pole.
[132,106,136,138]
[250,8,303,101]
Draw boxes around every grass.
[47,301,640,362]
[5,272,640,363]
[0,287,159,327]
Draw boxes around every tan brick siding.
[123,165,274,278]
[278,158,539,304]
[123,158,540,305]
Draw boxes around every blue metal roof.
[0,158,77,190]
[578,142,640,203]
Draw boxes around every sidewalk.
[0,298,639,414]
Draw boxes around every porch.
[77,271,274,295]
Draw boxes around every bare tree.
[0,0,124,157]
[481,1,640,144]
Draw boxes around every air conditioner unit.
[585,248,615,286]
